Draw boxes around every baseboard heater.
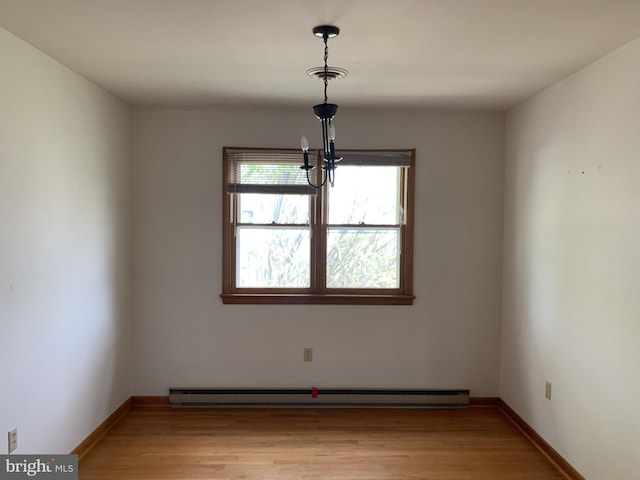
[169,388,470,408]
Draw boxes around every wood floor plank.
[79,408,567,479]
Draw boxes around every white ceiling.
[2,0,640,110]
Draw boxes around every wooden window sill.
[220,294,415,305]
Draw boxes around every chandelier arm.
[306,166,327,189]
[321,118,330,160]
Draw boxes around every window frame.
[221,147,415,305]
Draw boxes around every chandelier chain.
[323,36,329,103]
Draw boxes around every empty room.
[1,1,639,479]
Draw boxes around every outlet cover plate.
[545,381,552,400]
[303,348,313,362]
[8,428,17,453]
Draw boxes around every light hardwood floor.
[79,407,567,479]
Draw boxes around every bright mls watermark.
[0,455,77,479]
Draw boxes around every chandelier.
[300,25,347,188]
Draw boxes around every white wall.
[502,38,640,479]
[0,28,132,453]
[132,106,504,396]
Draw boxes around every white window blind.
[225,149,317,195]
[225,148,413,195]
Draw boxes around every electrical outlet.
[8,428,17,453]
[303,347,313,362]
[545,381,552,400]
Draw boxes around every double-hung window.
[222,147,415,305]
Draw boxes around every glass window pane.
[237,227,310,287]
[328,166,400,225]
[326,228,400,288]
[238,194,309,224]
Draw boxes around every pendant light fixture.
[301,25,347,188]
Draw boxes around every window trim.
[221,147,415,305]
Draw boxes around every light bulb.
[328,122,336,141]
[300,135,309,151]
